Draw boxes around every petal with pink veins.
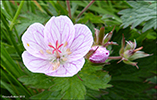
[68,24,93,62]
[22,51,55,73]
[22,23,47,59]
[44,16,75,48]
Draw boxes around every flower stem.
[76,0,95,18]
[33,0,45,13]
[108,56,122,60]
[66,0,71,19]
[10,0,25,31]
[2,14,22,57]
[77,74,83,81]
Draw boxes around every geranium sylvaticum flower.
[22,16,93,77]
[86,26,117,63]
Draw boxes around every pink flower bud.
[89,46,109,63]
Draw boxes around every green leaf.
[142,18,157,33]
[73,1,122,23]
[16,12,50,36]
[77,13,104,24]
[103,36,156,99]
[118,1,157,32]
[49,1,68,15]
[49,75,86,99]
[1,44,22,77]
[31,90,62,100]
[146,30,157,40]
[79,61,112,91]
[18,73,54,89]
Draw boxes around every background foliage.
[1,0,156,100]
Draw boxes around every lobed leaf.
[118,1,157,32]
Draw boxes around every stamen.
[67,52,72,55]
[27,43,30,46]
[66,48,72,55]
[52,61,60,71]
[46,50,51,54]
[40,50,44,54]
[134,47,143,52]
[66,48,70,52]
[64,41,68,47]
[62,57,68,61]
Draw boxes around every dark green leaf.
[18,73,54,89]
[31,90,62,100]
[78,13,104,24]
[119,1,157,32]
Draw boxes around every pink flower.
[22,16,93,77]
[89,46,109,63]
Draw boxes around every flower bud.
[118,35,152,69]
[89,46,109,63]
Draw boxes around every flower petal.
[44,16,75,48]
[22,23,47,59]
[68,24,93,62]
[22,51,54,73]
[46,58,85,77]
[89,46,110,63]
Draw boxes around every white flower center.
[46,40,72,71]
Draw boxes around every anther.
[66,48,72,55]
[133,47,143,52]
[27,43,30,46]
[40,50,44,54]
[64,41,68,47]
[46,50,51,54]
[62,57,68,61]
[52,61,60,71]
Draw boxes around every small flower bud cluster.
[86,27,152,69]
[118,35,152,68]
[86,26,117,63]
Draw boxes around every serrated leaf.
[119,1,157,32]
[142,18,157,32]
[49,75,86,99]
[79,61,112,91]
[18,73,54,89]
[31,90,62,100]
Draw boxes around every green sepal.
[119,34,125,56]
[98,27,105,45]
[123,59,138,69]
[129,51,152,61]
[103,26,115,46]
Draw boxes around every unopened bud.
[89,46,109,63]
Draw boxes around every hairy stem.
[108,56,122,60]
[77,0,95,18]
[77,74,83,81]
[33,0,45,13]
[66,0,71,19]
